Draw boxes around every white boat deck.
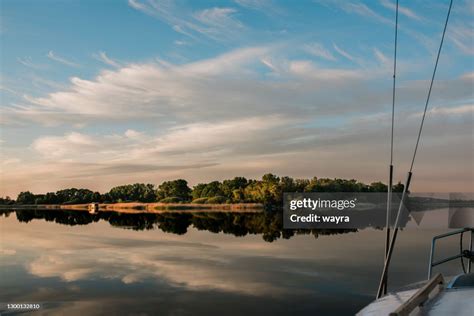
[422,288,474,316]
[358,274,474,316]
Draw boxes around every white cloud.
[5,46,274,123]
[234,0,274,12]
[422,104,473,117]
[128,0,245,41]
[17,229,294,296]
[29,116,289,164]
[124,129,143,138]
[194,7,243,29]
[379,0,422,21]
[260,57,279,72]
[448,23,474,55]
[0,84,20,96]
[145,115,288,155]
[17,57,46,69]
[191,6,245,41]
[2,43,473,196]
[47,51,80,67]
[29,255,96,282]
[313,1,447,53]
[234,0,283,16]
[32,132,99,158]
[2,96,472,195]
[333,44,356,62]
[92,51,121,68]
[288,60,362,80]
[341,2,392,25]
[3,44,467,130]
[173,40,188,46]
[373,48,390,66]
[304,43,337,61]
[178,45,268,75]
[461,72,474,80]
[128,0,147,12]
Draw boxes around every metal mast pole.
[376,0,454,299]
[383,0,399,296]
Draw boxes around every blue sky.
[1,0,473,196]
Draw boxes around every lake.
[0,208,467,315]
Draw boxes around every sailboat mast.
[377,0,454,299]
[383,0,399,296]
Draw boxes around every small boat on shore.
[88,203,99,214]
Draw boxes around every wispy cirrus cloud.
[3,45,400,127]
[193,7,245,40]
[3,44,470,128]
[47,51,80,67]
[373,48,390,66]
[234,0,270,10]
[17,57,47,69]
[128,0,245,41]
[174,40,188,46]
[304,43,337,61]
[322,0,473,57]
[288,60,361,80]
[234,0,282,15]
[332,44,356,63]
[0,84,19,96]
[5,46,271,123]
[339,1,393,25]
[416,104,474,117]
[379,0,423,21]
[448,22,474,55]
[92,51,122,68]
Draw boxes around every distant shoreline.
[0,202,264,213]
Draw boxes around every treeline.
[2,174,404,206]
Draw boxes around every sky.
[0,0,473,197]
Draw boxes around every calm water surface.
[0,209,466,315]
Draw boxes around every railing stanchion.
[469,229,473,273]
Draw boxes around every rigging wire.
[376,0,454,298]
[408,0,453,173]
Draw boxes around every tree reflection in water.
[0,209,356,242]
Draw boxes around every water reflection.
[2,209,356,242]
[0,209,466,316]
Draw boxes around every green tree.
[0,196,15,205]
[221,177,248,199]
[191,183,208,200]
[16,191,36,204]
[200,181,223,198]
[108,183,156,202]
[262,173,280,184]
[369,182,387,192]
[392,182,405,193]
[157,179,191,202]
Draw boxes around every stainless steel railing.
[428,228,473,279]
